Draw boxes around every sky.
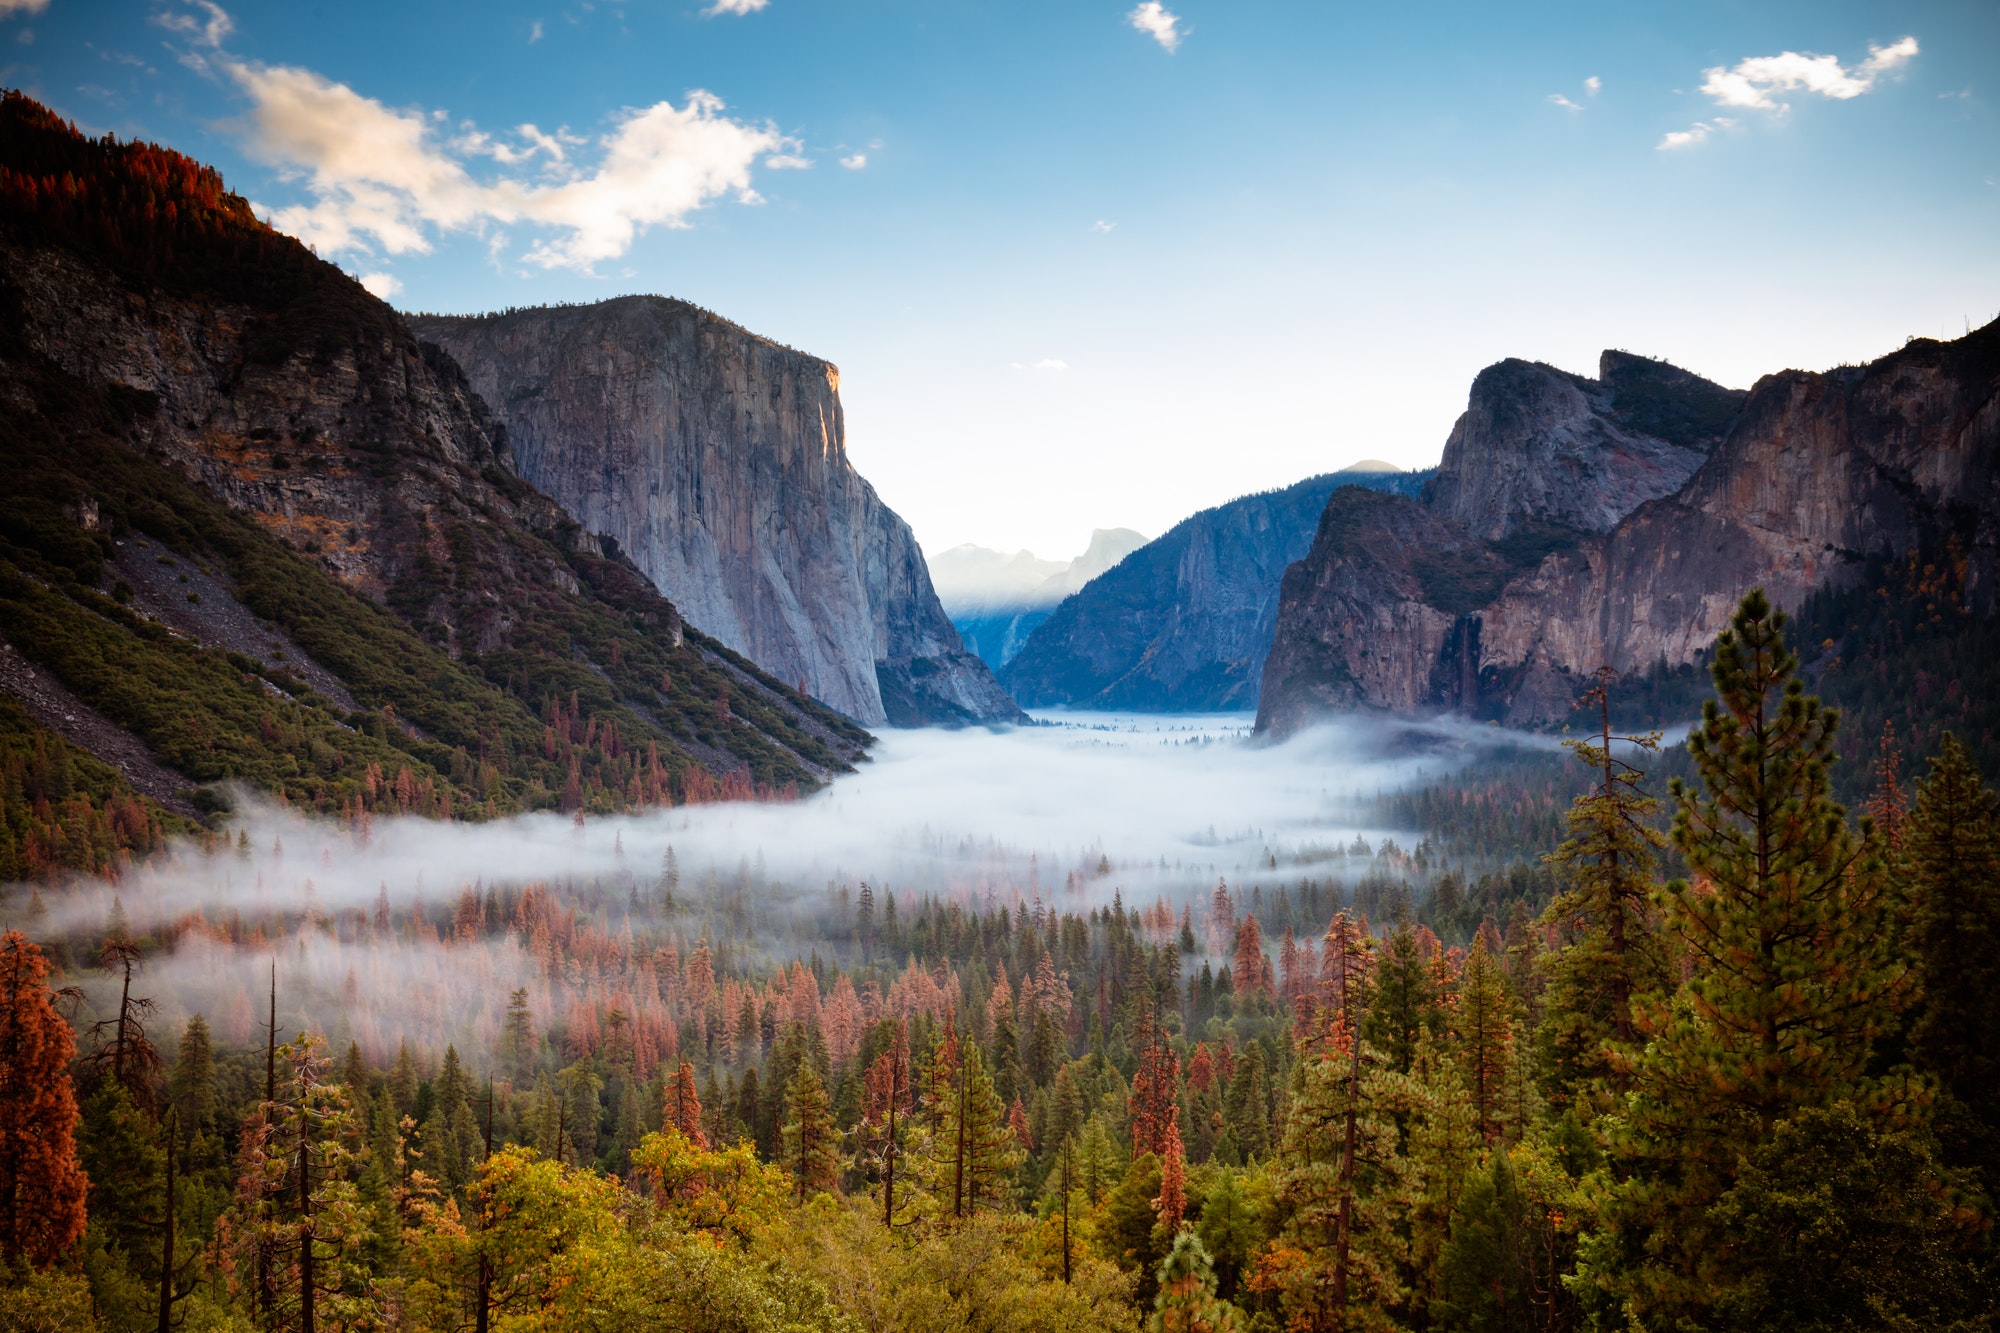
[6,1,1997,559]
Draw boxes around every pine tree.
[926,1043,1021,1218]
[168,1013,217,1136]
[1538,667,1669,1109]
[1365,915,1442,1076]
[500,989,535,1082]
[1609,589,1919,1326]
[781,1061,838,1202]
[1454,935,1515,1143]
[1905,732,2000,1188]
[667,1060,708,1148]
[1155,1118,1187,1233]
[0,930,87,1268]
[1150,1228,1239,1333]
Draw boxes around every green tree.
[1905,732,2000,1191]
[781,1061,839,1202]
[1151,1228,1239,1333]
[167,1014,216,1138]
[1537,669,1670,1110]
[1454,937,1515,1143]
[1704,1103,1991,1331]
[1102,1152,1171,1304]
[1606,590,1920,1326]
[1365,916,1443,1077]
[926,1043,1021,1218]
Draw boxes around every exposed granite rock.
[940,528,1151,670]
[1422,352,1740,540]
[1258,327,2000,734]
[1000,470,1432,712]
[410,299,1022,727]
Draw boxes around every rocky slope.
[937,528,1150,670]
[1258,331,2000,735]
[999,469,1431,712]
[408,300,1022,728]
[0,92,868,817]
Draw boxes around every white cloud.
[704,0,769,14]
[0,0,48,17]
[1657,119,1737,150]
[839,152,867,170]
[1585,75,1601,95]
[528,19,543,43]
[1127,1,1182,53]
[357,271,402,299]
[1698,36,1918,111]
[1548,94,1583,112]
[764,152,812,169]
[226,60,782,270]
[1091,219,1115,233]
[155,0,232,46]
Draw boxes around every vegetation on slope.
[4,590,1993,1332]
[0,91,870,830]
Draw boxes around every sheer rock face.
[410,298,1022,727]
[1423,352,1739,541]
[1257,328,2000,734]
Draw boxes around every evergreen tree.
[500,989,535,1082]
[1150,1229,1239,1333]
[1222,1042,1270,1161]
[167,1013,217,1137]
[667,1060,707,1148]
[1538,668,1670,1110]
[781,1061,839,1202]
[1454,935,1515,1143]
[387,1041,418,1120]
[926,1043,1021,1218]
[1365,915,1443,1076]
[1607,590,1919,1326]
[1905,732,2000,1189]
[0,930,87,1268]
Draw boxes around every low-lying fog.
[6,711,1561,1056]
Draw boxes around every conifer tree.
[1154,1119,1187,1233]
[0,932,86,1268]
[781,1061,838,1202]
[1150,1229,1238,1333]
[168,1013,217,1136]
[926,1043,1020,1218]
[1454,935,1514,1142]
[1538,667,1669,1109]
[1610,590,1918,1325]
[1905,732,2000,1186]
[1364,915,1442,1076]
[500,989,535,1082]
[667,1060,708,1148]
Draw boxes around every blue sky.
[8,1,1997,558]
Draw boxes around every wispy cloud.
[704,0,769,14]
[1091,219,1115,234]
[1548,75,1600,113]
[1548,94,1582,112]
[1699,36,1918,111]
[155,0,233,47]
[1585,75,1601,95]
[0,0,49,19]
[764,152,812,169]
[227,60,785,270]
[528,19,543,43]
[1660,37,1915,149]
[839,152,867,170]
[1127,1,1182,53]
[356,271,401,299]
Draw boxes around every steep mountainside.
[0,93,869,825]
[408,301,1022,727]
[1422,351,1741,539]
[938,528,1151,670]
[999,469,1431,711]
[1258,330,2000,734]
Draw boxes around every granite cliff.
[1000,468,1431,712]
[1258,330,2000,735]
[0,92,868,817]
[409,300,1022,728]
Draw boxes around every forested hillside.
[5,591,1995,1331]
[0,92,871,864]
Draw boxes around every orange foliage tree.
[0,930,88,1267]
